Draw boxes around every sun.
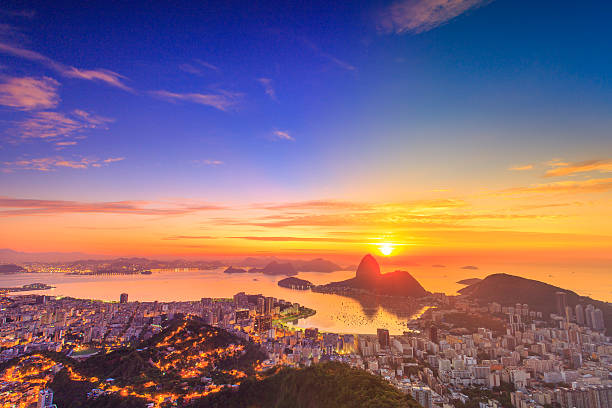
[378,243,394,256]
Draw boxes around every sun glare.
[378,243,394,256]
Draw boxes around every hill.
[49,316,266,407]
[459,273,612,334]
[249,261,298,276]
[317,254,428,297]
[0,264,27,274]
[186,361,422,408]
[278,277,313,290]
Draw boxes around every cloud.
[301,38,357,72]
[544,159,612,177]
[9,110,113,144]
[193,159,224,167]
[461,265,479,270]
[151,90,240,111]
[509,164,533,171]
[377,0,492,34]
[162,235,217,240]
[228,236,359,243]
[0,196,225,217]
[256,78,276,100]
[2,156,124,172]
[501,178,612,194]
[432,264,446,268]
[0,76,60,110]
[0,42,131,91]
[272,130,295,141]
[179,59,219,75]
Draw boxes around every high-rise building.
[575,304,585,325]
[235,309,250,321]
[254,316,271,332]
[585,304,594,327]
[119,293,128,304]
[428,326,438,344]
[555,292,567,316]
[410,386,433,408]
[38,388,54,408]
[264,296,274,315]
[377,328,390,348]
[565,305,574,323]
[233,292,248,307]
[592,308,605,331]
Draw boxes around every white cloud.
[151,90,240,111]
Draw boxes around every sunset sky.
[1,0,611,266]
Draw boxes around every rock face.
[354,254,381,284]
[320,254,428,298]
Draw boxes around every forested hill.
[186,361,422,408]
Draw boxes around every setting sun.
[378,243,394,256]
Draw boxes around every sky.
[1,0,611,268]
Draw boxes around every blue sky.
[1,0,612,260]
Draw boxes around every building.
[119,293,129,304]
[38,388,54,408]
[254,316,272,332]
[235,309,250,321]
[377,328,390,348]
[264,296,275,315]
[575,304,585,325]
[410,386,433,408]
[555,292,567,316]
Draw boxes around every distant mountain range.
[459,273,612,335]
[0,248,113,263]
[0,264,27,274]
[317,254,428,298]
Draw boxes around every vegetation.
[186,362,422,408]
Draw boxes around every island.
[248,261,297,276]
[224,266,247,274]
[278,277,313,290]
[315,254,428,298]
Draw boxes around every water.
[0,269,422,335]
[3,263,610,335]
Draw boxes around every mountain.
[186,361,422,408]
[240,256,343,272]
[250,261,298,276]
[0,264,27,274]
[224,266,247,274]
[459,273,612,334]
[0,248,110,263]
[318,254,428,297]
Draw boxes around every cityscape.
[1,0,612,407]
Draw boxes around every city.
[1,263,610,407]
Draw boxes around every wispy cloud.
[179,59,219,75]
[193,159,224,167]
[0,196,225,217]
[0,42,131,91]
[271,130,295,141]
[544,159,612,177]
[501,178,612,195]
[0,76,60,110]
[151,90,241,111]
[228,236,360,243]
[2,156,124,172]
[377,0,492,34]
[9,110,113,145]
[301,38,357,72]
[162,235,218,240]
[256,78,277,100]
[509,164,533,171]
